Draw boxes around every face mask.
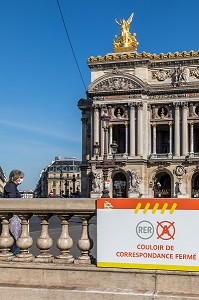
[18,178,23,185]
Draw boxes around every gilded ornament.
[174,52,181,58]
[113,13,139,52]
[167,52,173,58]
[159,53,165,59]
[190,50,195,56]
[87,50,199,63]
[152,54,158,59]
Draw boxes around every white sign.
[97,198,199,271]
[104,180,110,189]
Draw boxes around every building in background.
[20,190,34,198]
[0,167,7,197]
[35,157,81,198]
[78,12,199,199]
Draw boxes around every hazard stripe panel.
[97,198,199,210]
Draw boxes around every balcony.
[148,153,173,163]
[186,152,199,162]
[0,198,198,299]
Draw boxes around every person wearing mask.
[4,169,24,198]
[4,169,24,255]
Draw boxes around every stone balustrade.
[0,198,199,299]
[0,198,96,264]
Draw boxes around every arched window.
[192,173,199,198]
[112,172,127,198]
[154,172,171,198]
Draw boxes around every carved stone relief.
[90,171,101,192]
[89,76,142,93]
[149,94,187,100]
[150,105,172,120]
[190,67,199,79]
[174,165,186,177]
[171,66,189,87]
[152,69,172,81]
[152,66,192,86]
[128,170,141,193]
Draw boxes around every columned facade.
[78,20,199,199]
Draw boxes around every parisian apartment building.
[35,156,81,198]
[78,13,199,199]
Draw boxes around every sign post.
[97,198,199,271]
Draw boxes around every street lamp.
[60,167,64,197]
[94,113,118,198]
[64,179,69,197]
[154,178,162,198]
[110,140,118,156]
[72,174,76,195]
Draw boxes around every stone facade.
[78,44,199,199]
[35,156,81,197]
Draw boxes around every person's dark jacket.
[4,182,21,198]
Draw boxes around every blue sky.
[0,0,198,190]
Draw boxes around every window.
[113,124,126,153]
[156,125,170,154]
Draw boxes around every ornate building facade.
[78,13,199,199]
[35,157,81,198]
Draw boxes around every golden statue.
[113,13,138,52]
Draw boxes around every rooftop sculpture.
[113,13,139,52]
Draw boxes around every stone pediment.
[87,73,144,96]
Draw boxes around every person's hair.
[9,170,24,182]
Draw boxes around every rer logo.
[136,221,154,239]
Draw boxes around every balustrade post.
[0,214,14,261]
[12,214,34,262]
[35,214,53,263]
[75,214,94,265]
[55,214,74,264]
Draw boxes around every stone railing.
[1,198,199,299]
[0,198,96,264]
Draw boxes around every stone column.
[81,115,87,161]
[190,121,194,155]
[129,103,135,157]
[0,214,14,261]
[109,124,113,156]
[55,214,74,263]
[75,214,93,265]
[147,104,152,156]
[189,102,194,117]
[169,122,173,156]
[174,102,180,156]
[100,109,104,157]
[182,102,188,156]
[151,104,156,119]
[125,122,128,155]
[12,214,34,262]
[152,123,157,155]
[93,105,100,145]
[137,102,143,157]
[35,214,53,263]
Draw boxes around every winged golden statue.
[113,13,138,52]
